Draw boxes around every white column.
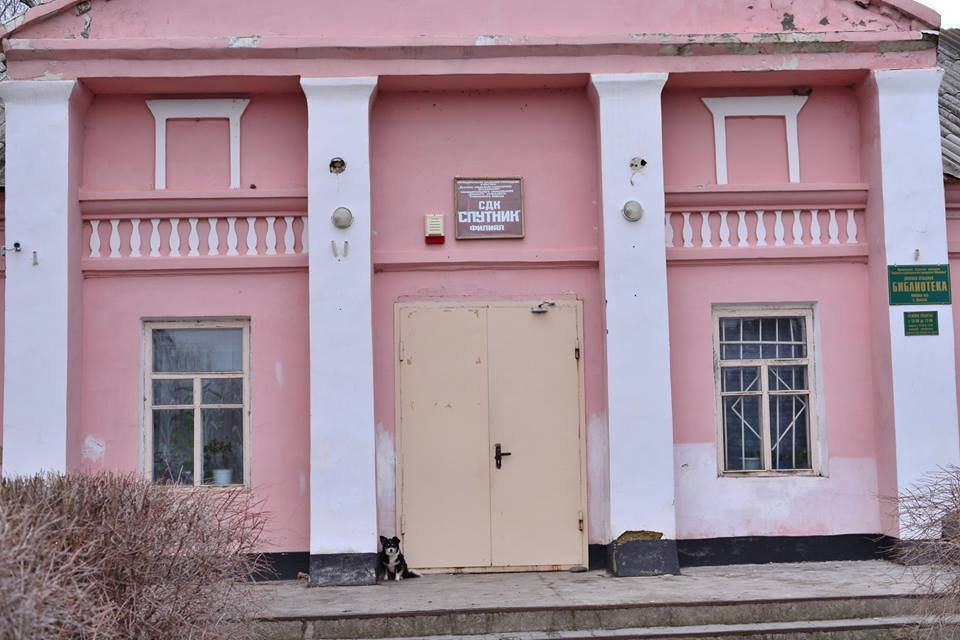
[0,81,82,477]
[873,69,960,503]
[301,77,379,585]
[591,74,677,541]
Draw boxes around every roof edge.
[1,0,85,39]
[880,0,942,29]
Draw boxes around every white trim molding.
[590,73,677,540]
[701,96,809,185]
[301,77,379,564]
[145,99,250,190]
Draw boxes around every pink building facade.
[1,0,958,584]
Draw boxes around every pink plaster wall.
[18,0,927,41]
[669,261,882,538]
[81,93,306,194]
[371,87,599,261]
[66,87,91,473]
[370,86,609,542]
[77,273,310,552]
[663,86,863,187]
[165,119,230,191]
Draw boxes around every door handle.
[494,443,512,469]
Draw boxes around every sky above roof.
[924,0,960,27]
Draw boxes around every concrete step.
[285,615,956,639]
[257,594,934,639]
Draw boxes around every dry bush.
[896,465,960,639]
[0,472,268,640]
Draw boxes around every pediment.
[5,0,939,42]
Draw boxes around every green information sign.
[888,264,952,306]
[904,311,939,337]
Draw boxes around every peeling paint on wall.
[81,435,105,462]
[228,35,261,48]
[79,14,92,39]
[31,70,64,81]
[475,34,510,46]
[674,443,882,538]
[586,411,610,544]
[375,422,397,537]
[274,359,284,388]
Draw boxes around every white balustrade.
[208,217,220,256]
[84,215,309,260]
[150,219,161,257]
[226,217,239,256]
[188,218,200,256]
[245,217,257,256]
[664,207,864,250]
[810,210,821,246]
[681,212,693,248]
[719,211,731,247]
[130,219,142,257]
[284,216,295,255]
[109,219,121,258]
[844,209,858,244]
[700,212,712,248]
[755,211,767,247]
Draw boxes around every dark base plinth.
[309,553,378,586]
[607,538,680,577]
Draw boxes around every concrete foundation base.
[607,538,680,577]
[308,553,377,586]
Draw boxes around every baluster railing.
[84,214,309,261]
[664,207,864,252]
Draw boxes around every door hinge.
[574,341,581,361]
[400,515,406,535]
[578,511,584,532]
[399,341,405,363]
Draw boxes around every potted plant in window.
[204,439,235,486]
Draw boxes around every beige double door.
[397,301,587,571]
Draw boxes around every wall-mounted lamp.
[622,201,644,222]
[331,207,354,229]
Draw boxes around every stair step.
[257,595,929,639]
[298,615,957,640]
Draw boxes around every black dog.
[378,536,420,581]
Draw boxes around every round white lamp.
[331,207,354,229]
[622,200,643,222]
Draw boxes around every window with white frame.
[713,308,818,473]
[144,321,250,486]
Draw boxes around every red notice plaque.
[455,178,524,239]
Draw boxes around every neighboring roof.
[942,30,960,181]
